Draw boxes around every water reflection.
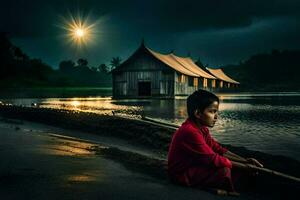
[40,98,142,117]
[70,100,81,108]
[67,173,97,182]
[2,93,300,160]
[39,138,95,156]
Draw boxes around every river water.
[2,92,300,161]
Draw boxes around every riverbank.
[0,105,299,199]
[0,116,248,200]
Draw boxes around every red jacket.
[168,118,231,177]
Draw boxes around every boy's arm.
[224,150,247,163]
[182,130,232,169]
[204,129,227,155]
[224,151,264,168]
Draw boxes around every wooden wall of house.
[113,70,175,98]
[113,70,229,98]
[174,73,198,96]
[159,71,174,97]
[113,46,177,98]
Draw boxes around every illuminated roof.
[170,54,216,79]
[147,47,216,79]
[206,68,240,84]
[147,48,199,77]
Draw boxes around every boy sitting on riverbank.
[167,89,263,195]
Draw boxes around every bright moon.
[58,12,100,48]
[75,29,84,37]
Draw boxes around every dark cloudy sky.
[1,0,300,68]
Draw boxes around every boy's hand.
[247,158,264,168]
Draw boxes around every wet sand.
[0,119,249,200]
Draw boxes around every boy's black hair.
[187,89,219,120]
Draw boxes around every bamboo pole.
[232,161,300,183]
[141,116,180,129]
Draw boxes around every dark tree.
[98,63,109,73]
[110,57,122,71]
[59,60,75,72]
[77,58,88,67]
[90,66,98,72]
[0,32,14,63]
[12,47,29,61]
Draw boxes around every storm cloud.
[1,0,299,67]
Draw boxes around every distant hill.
[221,49,300,91]
[0,32,112,88]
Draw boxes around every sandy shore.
[0,105,299,199]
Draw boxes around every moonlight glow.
[68,17,93,46]
[75,29,84,37]
[58,12,100,48]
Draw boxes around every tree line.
[0,32,121,88]
[0,32,55,87]
[221,49,300,91]
[56,57,122,87]
[58,57,121,74]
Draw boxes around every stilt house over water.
[206,68,240,89]
[112,41,239,99]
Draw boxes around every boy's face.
[195,101,219,127]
